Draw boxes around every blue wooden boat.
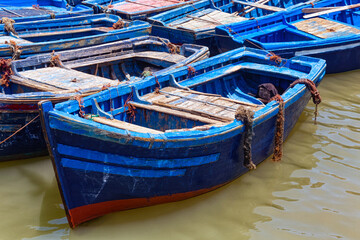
[39,47,326,227]
[0,0,92,23]
[82,0,195,20]
[0,14,151,59]
[216,0,360,73]
[0,36,209,161]
[148,0,310,48]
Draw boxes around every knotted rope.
[113,19,124,29]
[167,43,180,54]
[1,17,17,35]
[289,78,321,124]
[270,94,285,162]
[49,51,61,67]
[267,51,283,65]
[0,58,12,87]
[187,65,196,78]
[154,75,161,94]
[235,107,256,170]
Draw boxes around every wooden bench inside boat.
[292,17,360,38]
[142,87,263,122]
[170,9,247,30]
[65,51,187,69]
[17,67,119,92]
[91,86,264,134]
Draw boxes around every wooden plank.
[130,102,223,124]
[293,17,360,39]
[239,0,270,16]
[174,10,246,30]
[303,3,360,19]
[19,27,110,38]
[301,7,338,14]
[233,0,285,12]
[20,67,118,91]
[90,117,164,134]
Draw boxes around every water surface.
[0,71,359,240]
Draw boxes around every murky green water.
[1,71,359,240]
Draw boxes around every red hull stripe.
[67,182,227,228]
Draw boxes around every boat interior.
[2,37,204,95]
[231,1,360,46]
[152,0,307,30]
[65,60,305,134]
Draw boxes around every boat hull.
[40,81,319,227]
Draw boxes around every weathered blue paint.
[216,0,360,73]
[0,0,92,22]
[39,47,326,227]
[0,36,208,161]
[0,14,151,59]
[149,0,308,52]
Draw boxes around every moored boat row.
[0,0,356,228]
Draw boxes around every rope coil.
[235,107,256,170]
[0,58,12,87]
[289,78,321,123]
[187,65,196,78]
[167,43,180,54]
[270,94,285,162]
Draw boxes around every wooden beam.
[302,7,338,14]
[303,3,360,19]
[233,0,285,12]
[90,116,164,134]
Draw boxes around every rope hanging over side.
[6,40,22,60]
[49,50,61,67]
[154,75,161,94]
[289,78,321,124]
[235,106,256,170]
[270,94,285,162]
[1,17,17,35]
[124,90,136,122]
[0,58,12,87]
[73,95,85,118]
[113,19,124,29]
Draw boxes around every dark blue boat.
[0,0,92,23]
[216,0,360,73]
[82,0,195,20]
[148,0,309,49]
[39,47,326,227]
[0,14,151,59]
[0,36,209,161]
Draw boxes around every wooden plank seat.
[65,51,187,69]
[171,9,247,30]
[292,17,360,39]
[88,116,164,134]
[142,86,263,122]
[19,67,119,92]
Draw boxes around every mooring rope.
[235,106,256,170]
[270,94,285,162]
[7,40,21,60]
[289,78,321,124]
[49,51,61,67]
[0,58,12,87]
[0,115,39,145]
